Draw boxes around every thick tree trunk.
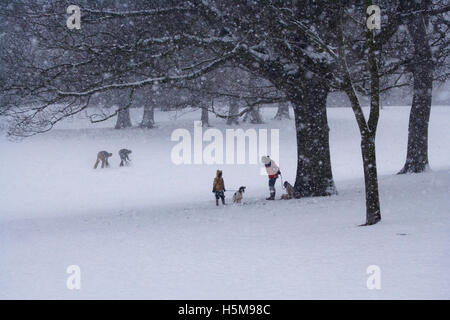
[239,44,336,198]
[140,103,155,128]
[114,106,132,129]
[226,98,239,125]
[114,90,133,129]
[274,102,290,120]
[361,135,381,225]
[291,80,336,197]
[398,78,432,173]
[398,8,433,174]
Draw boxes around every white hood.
[261,156,271,165]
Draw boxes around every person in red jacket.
[261,155,281,200]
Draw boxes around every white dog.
[232,186,246,203]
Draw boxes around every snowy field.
[0,106,449,299]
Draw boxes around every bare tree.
[336,1,381,225]
[398,0,449,173]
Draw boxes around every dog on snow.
[232,186,246,203]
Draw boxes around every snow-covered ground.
[0,106,449,299]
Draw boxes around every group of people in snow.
[212,155,295,205]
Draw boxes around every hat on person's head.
[261,156,271,165]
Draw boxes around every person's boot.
[216,199,219,206]
[266,192,275,200]
[221,198,225,205]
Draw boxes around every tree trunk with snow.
[115,107,132,129]
[291,79,336,197]
[201,105,210,127]
[361,135,381,225]
[241,57,337,198]
[140,102,155,129]
[226,98,239,125]
[398,2,433,174]
[343,85,381,225]
[114,90,133,129]
[274,102,290,120]
[338,2,381,225]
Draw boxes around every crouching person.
[212,170,226,206]
[281,181,295,200]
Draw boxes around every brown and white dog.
[232,186,246,203]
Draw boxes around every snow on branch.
[267,4,338,62]
[138,33,236,48]
[54,48,239,98]
[83,5,194,19]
